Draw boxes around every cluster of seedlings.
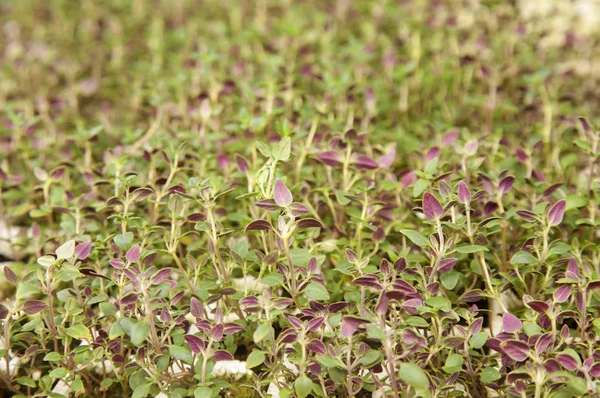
[2,0,600,397]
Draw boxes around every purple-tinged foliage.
[422,192,444,220]
[2,2,599,396]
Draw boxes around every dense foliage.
[2,0,600,397]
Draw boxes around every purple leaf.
[527,301,549,313]
[557,354,579,371]
[353,275,383,290]
[501,340,529,362]
[272,298,294,309]
[126,244,141,263]
[346,249,358,263]
[372,226,385,242]
[296,218,325,229]
[565,258,580,281]
[235,155,249,173]
[516,210,537,222]
[443,129,459,146]
[79,268,109,280]
[341,317,362,338]
[422,192,444,220]
[3,266,18,285]
[328,302,348,313]
[23,300,47,315]
[190,297,204,318]
[290,203,309,217]
[589,363,600,377]
[153,268,172,285]
[547,200,566,226]
[392,280,417,294]
[553,285,571,303]
[287,316,303,330]
[459,289,483,303]
[355,155,378,170]
[274,179,293,207]
[224,323,244,335]
[213,350,234,361]
[245,220,272,232]
[498,176,515,193]
[184,335,205,353]
[394,258,406,272]
[401,171,417,188]
[307,339,327,355]
[74,242,92,260]
[120,293,138,305]
[426,146,440,161]
[239,296,259,307]
[375,294,388,315]
[109,259,125,269]
[307,257,317,273]
[316,151,340,166]
[208,324,224,342]
[469,318,484,335]
[503,313,522,333]
[587,280,600,290]
[379,147,396,168]
[254,199,280,211]
[379,259,390,276]
[438,258,457,273]
[535,333,554,353]
[457,181,471,204]
[579,117,591,133]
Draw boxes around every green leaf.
[114,232,134,250]
[469,332,487,349]
[49,367,68,379]
[194,387,214,398]
[132,383,151,398]
[56,240,75,259]
[255,141,271,158]
[335,190,351,205]
[315,354,342,368]
[261,273,284,286]
[399,229,430,248]
[304,282,330,301]
[290,248,312,265]
[169,345,193,364]
[358,350,382,367]
[246,350,265,369]
[424,157,438,175]
[425,296,451,312]
[455,245,488,254]
[367,324,385,340]
[480,367,501,384]
[109,322,125,339]
[71,377,84,392]
[43,352,62,362]
[66,325,91,341]
[131,321,150,345]
[565,195,588,211]
[37,255,55,268]
[273,136,291,161]
[406,316,429,327]
[443,354,464,374]
[294,375,314,398]
[399,363,429,390]
[566,377,587,396]
[253,324,272,343]
[510,251,537,265]
[101,378,115,388]
[56,265,82,282]
[440,271,459,290]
